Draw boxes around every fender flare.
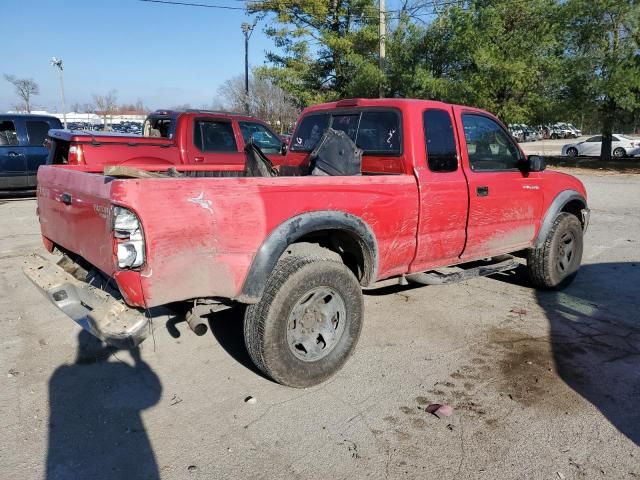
[534,190,588,248]
[237,211,379,303]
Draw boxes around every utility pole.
[50,57,67,128]
[379,0,386,98]
[241,22,255,114]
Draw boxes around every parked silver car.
[562,134,638,158]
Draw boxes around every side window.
[291,114,330,152]
[330,114,359,141]
[423,109,457,172]
[611,136,620,142]
[193,120,237,152]
[586,136,602,143]
[356,111,401,155]
[239,122,282,154]
[462,114,522,171]
[26,121,50,146]
[0,121,19,146]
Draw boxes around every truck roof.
[300,98,463,114]
[149,109,265,122]
[0,113,62,122]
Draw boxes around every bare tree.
[4,74,39,113]
[218,73,299,133]
[92,91,118,129]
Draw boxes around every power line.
[139,0,247,11]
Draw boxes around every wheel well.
[286,229,372,284]
[561,199,586,227]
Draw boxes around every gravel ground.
[0,170,638,480]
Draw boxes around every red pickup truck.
[46,109,288,167]
[25,98,589,387]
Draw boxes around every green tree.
[389,0,564,124]
[562,0,640,160]
[249,0,383,106]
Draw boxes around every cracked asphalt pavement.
[0,169,638,479]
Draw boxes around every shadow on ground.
[47,330,162,479]
[495,262,640,446]
[165,305,271,381]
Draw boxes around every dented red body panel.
[36,99,587,309]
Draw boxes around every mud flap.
[23,254,150,349]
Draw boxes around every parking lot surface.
[1,169,638,480]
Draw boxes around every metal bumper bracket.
[23,254,149,349]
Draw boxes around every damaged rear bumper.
[23,254,150,349]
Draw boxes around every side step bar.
[23,254,150,349]
[405,255,519,286]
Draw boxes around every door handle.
[476,186,489,197]
[193,156,204,163]
[59,193,72,205]
[7,151,23,157]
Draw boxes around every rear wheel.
[527,213,583,289]
[244,256,364,387]
[613,147,626,158]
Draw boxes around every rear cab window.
[291,109,401,156]
[143,116,175,138]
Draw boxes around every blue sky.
[2,0,275,112]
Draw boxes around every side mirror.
[527,155,546,172]
[280,142,288,155]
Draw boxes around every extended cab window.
[26,121,50,146]
[193,120,237,152]
[0,121,19,146]
[239,121,282,154]
[462,114,521,171]
[424,109,457,172]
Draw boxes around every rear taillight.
[68,144,84,165]
[112,206,145,269]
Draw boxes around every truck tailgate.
[37,166,115,276]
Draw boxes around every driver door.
[456,111,544,259]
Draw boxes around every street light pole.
[50,57,67,128]
[241,22,255,114]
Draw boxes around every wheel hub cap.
[287,287,347,362]
[556,231,575,274]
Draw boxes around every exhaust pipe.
[185,309,208,336]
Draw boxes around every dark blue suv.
[0,114,62,190]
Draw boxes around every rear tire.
[613,147,626,158]
[527,213,583,289]
[244,256,364,388]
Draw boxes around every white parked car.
[562,134,638,158]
